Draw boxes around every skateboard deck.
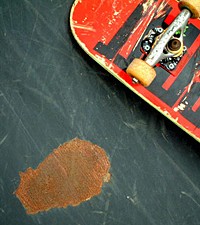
[70,0,200,142]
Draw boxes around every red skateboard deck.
[70,0,200,142]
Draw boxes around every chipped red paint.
[71,0,200,141]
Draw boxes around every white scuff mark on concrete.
[181,191,200,208]
[127,183,157,225]
[127,181,138,206]
[123,121,136,130]
[0,208,5,214]
[0,134,8,146]
[127,195,139,205]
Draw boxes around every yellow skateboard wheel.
[126,58,156,87]
[179,0,200,18]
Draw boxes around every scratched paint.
[15,138,111,214]
[173,53,200,113]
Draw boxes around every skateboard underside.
[70,0,200,142]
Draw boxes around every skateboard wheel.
[126,58,156,87]
[179,0,200,18]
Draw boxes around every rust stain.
[15,138,111,214]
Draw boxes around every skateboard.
[70,0,200,142]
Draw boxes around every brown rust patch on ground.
[15,138,111,214]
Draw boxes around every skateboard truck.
[126,0,200,87]
[145,9,190,67]
[141,26,188,71]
